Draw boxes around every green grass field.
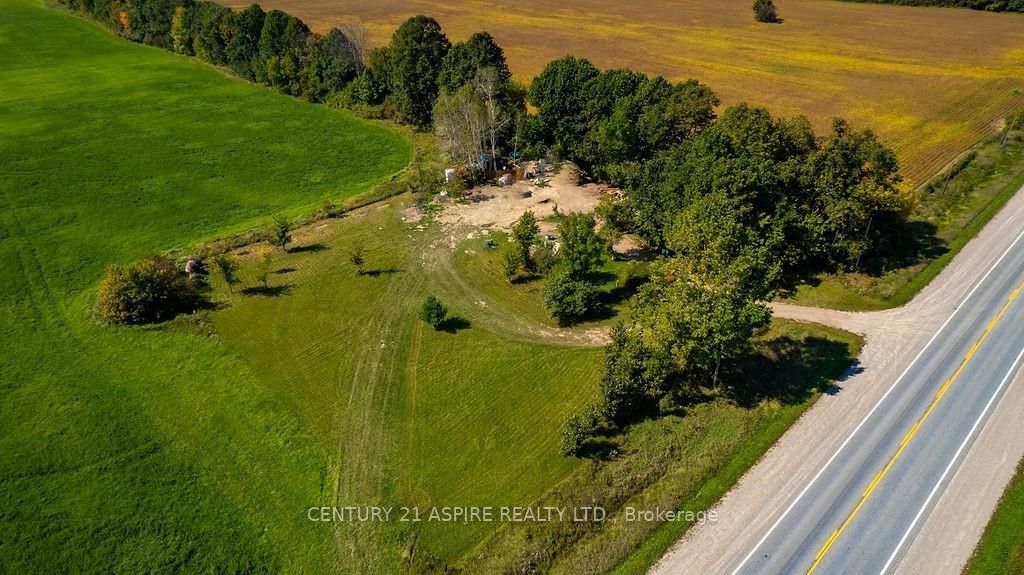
[0,0,408,571]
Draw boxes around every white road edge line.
[729,225,1024,575]
[878,344,1024,575]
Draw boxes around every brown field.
[234,0,1024,186]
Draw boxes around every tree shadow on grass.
[511,272,543,285]
[240,284,294,297]
[859,220,948,276]
[288,243,328,254]
[274,267,297,275]
[439,316,471,333]
[364,267,402,278]
[725,336,857,409]
[575,437,619,461]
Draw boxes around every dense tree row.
[839,0,1022,11]
[525,58,720,183]
[63,0,369,102]
[615,105,910,275]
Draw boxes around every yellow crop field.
[241,0,1024,186]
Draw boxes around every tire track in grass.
[330,231,426,572]
[402,319,423,498]
[423,234,609,349]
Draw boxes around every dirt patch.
[438,166,612,236]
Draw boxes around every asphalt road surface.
[730,226,1024,574]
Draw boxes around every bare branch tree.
[340,21,371,74]
[473,67,510,172]
[434,85,487,169]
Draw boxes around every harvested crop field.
[233,0,1024,186]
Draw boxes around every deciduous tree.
[511,211,540,272]
[557,212,607,280]
[387,16,450,128]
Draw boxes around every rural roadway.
[653,184,1024,575]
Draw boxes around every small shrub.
[317,200,338,219]
[256,247,273,288]
[499,242,523,281]
[212,254,240,293]
[270,215,291,250]
[95,255,198,325]
[559,404,603,457]
[420,295,448,329]
[348,242,366,275]
[533,242,560,275]
[543,266,599,325]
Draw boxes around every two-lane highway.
[733,227,1024,575]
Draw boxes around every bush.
[600,322,670,424]
[270,215,291,250]
[533,241,560,275]
[543,266,599,325]
[499,242,523,280]
[95,255,198,324]
[559,403,604,456]
[420,295,448,329]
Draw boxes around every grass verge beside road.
[964,458,1024,574]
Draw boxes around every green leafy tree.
[95,255,198,324]
[350,46,393,106]
[438,31,511,94]
[169,5,193,55]
[213,254,240,293]
[753,0,779,23]
[528,56,599,157]
[804,119,908,270]
[599,322,670,423]
[191,2,231,65]
[632,261,772,388]
[666,191,782,300]
[301,28,359,102]
[387,16,450,128]
[557,212,607,280]
[420,295,448,329]
[511,211,540,272]
[224,4,265,80]
[543,266,599,325]
[256,9,310,94]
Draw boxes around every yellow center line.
[805,281,1024,574]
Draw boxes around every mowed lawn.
[238,0,1024,186]
[0,0,408,572]
[210,204,603,568]
[207,202,863,573]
